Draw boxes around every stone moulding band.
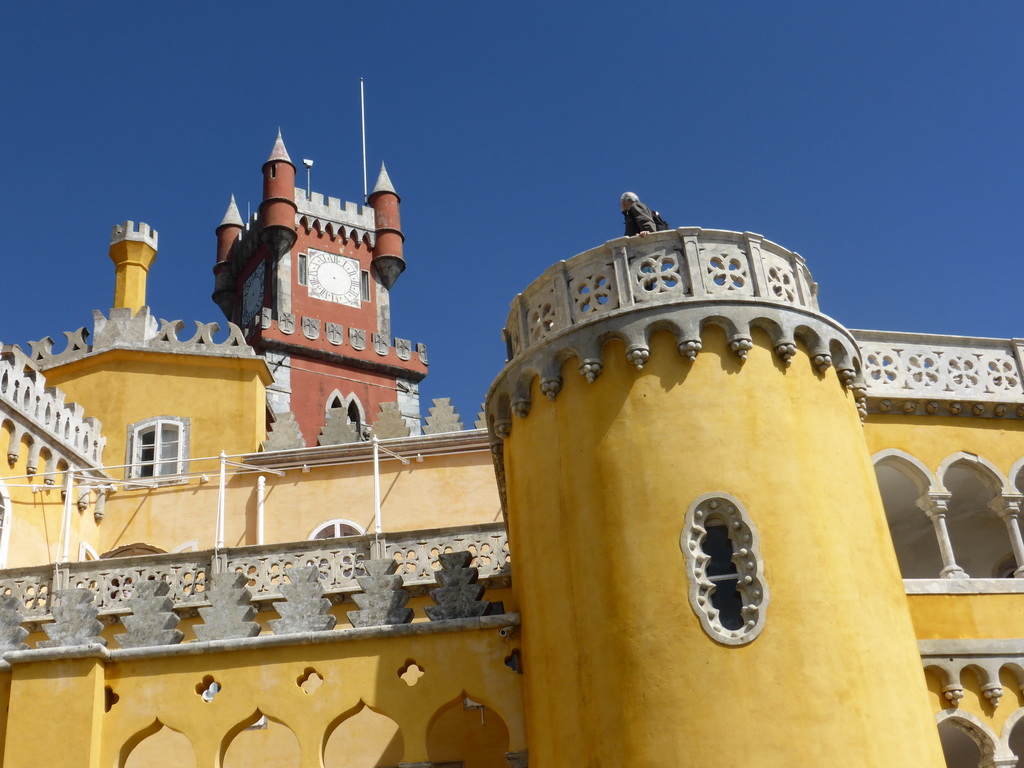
[485,299,864,440]
[919,639,1024,711]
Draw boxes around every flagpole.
[361,78,368,203]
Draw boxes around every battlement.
[26,307,257,369]
[294,188,376,243]
[110,220,158,250]
[0,345,105,468]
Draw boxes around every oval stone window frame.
[680,492,768,645]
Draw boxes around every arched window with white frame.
[309,519,365,540]
[126,416,190,479]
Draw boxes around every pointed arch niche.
[122,721,197,768]
[426,692,510,768]
[323,701,404,768]
[222,711,299,768]
[325,389,366,438]
[939,453,1014,578]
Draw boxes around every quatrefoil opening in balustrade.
[297,668,324,695]
[766,265,795,302]
[572,273,617,316]
[704,253,749,293]
[631,253,686,300]
[399,660,425,687]
[196,676,221,702]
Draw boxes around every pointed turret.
[368,163,405,290]
[259,128,297,257]
[213,195,244,318]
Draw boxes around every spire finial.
[219,194,244,228]
[371,162,397,196]
[266,128,293,165]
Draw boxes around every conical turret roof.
[266,128,293,165]
[219,194,244,228]
[371,163,397,196]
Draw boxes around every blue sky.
[1,2,1022,423]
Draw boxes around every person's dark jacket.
[623,201,656,236]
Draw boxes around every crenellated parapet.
[0,345,105,469]
[295,188,377,246]
[26,307,256,369]
[487,228,863,439]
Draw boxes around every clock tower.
[213,131,428,447]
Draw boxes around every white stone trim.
[937,451,1014,495]
[904,579,1024,594]
[78,542,99,562]
[872,448,938,496]
[172,540,198,553]
[680,492,767,646]
[935,709,1002,766]
[308,519,365,540]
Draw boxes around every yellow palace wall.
[501,327,946,767]
[40,349,272,477]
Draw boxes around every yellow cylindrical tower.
[487,229,945,767]
[109,220,158,313]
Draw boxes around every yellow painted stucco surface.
[41,349,270,476]
[0,625,524,768]
[502,327,946,767]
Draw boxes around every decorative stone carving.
[268,567,336,634]
[417,342,428,365]
[474,407,487,430]
[680,493,767,645]
[318,408,360,446]
[261,307,272,329]
[115,580,184,648]
[349,328,367,351]
[278,313,296,335]
[425,551,496,621]
[39,588,106,648]
[372,333,389,356]
[0,595,29,651]
[395,338,412,361]
[263,411,306,451]
[348,559,413,628]
[325,322,343,346]
[193,572,261,642]
[539,377,562,401]
[423,399,464,435]
[920,640,1024,715]
[301,317,320,340]
[373,402,411,439]
[630,250,688,301]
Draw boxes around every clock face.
[307,249,361,307]
[241,261,265,328]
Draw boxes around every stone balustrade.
[853,330,1024,415]
[0,523,509,620]
[504,228,818,359]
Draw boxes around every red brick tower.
[212,132,428,447]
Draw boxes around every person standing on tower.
[620,192,664,237]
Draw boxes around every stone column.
[917,493,969,578]
[989,494,1024,577]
